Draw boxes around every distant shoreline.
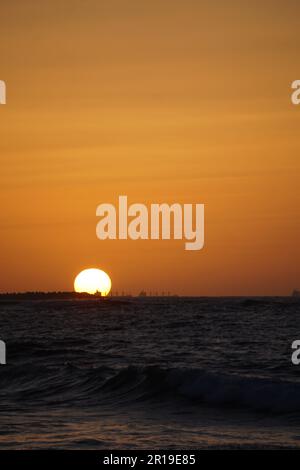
[0,292,297,301]
[0,292,108,300]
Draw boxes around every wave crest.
[1,364,300,414]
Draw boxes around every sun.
[74,268,112,296]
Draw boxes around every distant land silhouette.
[0,291,179,300]
[0,291,106,301]
[0,292,298,301]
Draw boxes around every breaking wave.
[1,364,300,415]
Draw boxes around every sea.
[0,296,300,449]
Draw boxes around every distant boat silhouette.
[292,289,300,297]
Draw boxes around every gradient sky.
[0,0,299,295]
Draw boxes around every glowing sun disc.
[74,268,111,296]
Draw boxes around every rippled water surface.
[0,297,300,449]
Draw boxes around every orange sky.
[0,0,299,295]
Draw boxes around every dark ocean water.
[0,296,300,449]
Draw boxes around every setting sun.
[74,268,111,296]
